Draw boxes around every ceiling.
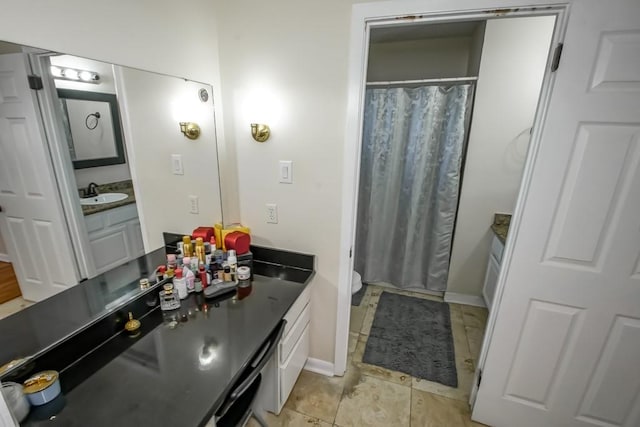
[370,20,484,44]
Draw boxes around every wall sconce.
[251,123,270,142]
[179,122,201,140]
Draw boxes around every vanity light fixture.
[50,66,100,84]
[251,123,270,142]
[179,122,201,140]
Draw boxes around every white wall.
[0,0,235,245]
[367,37,473,81]
[115,67,223,251]
[446,16,555,297]
[213,0,388,364]
[467,23,486,76]
[0,0,238,224]
[73,164,131,189]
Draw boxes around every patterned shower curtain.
[354,84,474,292]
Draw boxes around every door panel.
[576,316,640,426]
[473,1,640,426]
[503,301,583,408]
[0,53,78,301]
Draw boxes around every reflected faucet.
[85,182,99,198]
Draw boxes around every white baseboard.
[0,253,10,263]
[304,358,335,377]
[444,292,487,308]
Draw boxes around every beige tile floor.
[0,297,34,320]
[251,284,489,427]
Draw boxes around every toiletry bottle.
[190,257,199,275]
[175,250,183,267]
[160,283,180,311]
[166,254,177,270]
[198,265,209,288]
[194,278,203,293]
[223,263,231,282]
[213,244,224,265]
[156,265,167,283]
[182,257,191,273]
[182,235,193,257]
[227,250,238,283]
[183,262,196,293]
[173,269,188,299]
[195,237,206,264]
[205,241,212,265]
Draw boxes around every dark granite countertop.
[80,180,137,216]
[22,275,309,426]
[0,249,166,373]
[490,213,511,244]
[1,241,314,426]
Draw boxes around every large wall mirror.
[0,39,225,370]
[58,89,126,169]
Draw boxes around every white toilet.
[352,270,363,294]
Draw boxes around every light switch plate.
[279,160,293,184]
[171,154,184,175]
[189,195,199,214]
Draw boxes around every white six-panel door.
[474,1,640,426]
[0,53,78,301]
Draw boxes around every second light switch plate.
[171,154,184,175]
[279,160,293,184]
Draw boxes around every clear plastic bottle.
[160,283,181,310]
[227,250,238,283]
[213,244,224,265]
[173,268,188,299]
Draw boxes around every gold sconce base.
[180,122,201,140]
[251,123,270,142]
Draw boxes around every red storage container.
[224,231,251,255]
[192,227,215,244]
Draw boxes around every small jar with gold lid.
[23,370,61,406]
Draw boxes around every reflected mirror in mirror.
[58,89,126,168]
[0,39,224,368]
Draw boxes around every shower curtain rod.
[366,76,478,87]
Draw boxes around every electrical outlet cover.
[266,203,278,224]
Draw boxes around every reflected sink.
[80,193,128,206]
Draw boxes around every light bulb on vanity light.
[50,66,100,83]
[50,66,63,78]
[63,68,79,80]
[79,71,93,82]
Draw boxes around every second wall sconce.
[180,122,201,140]
[251,123,270,142]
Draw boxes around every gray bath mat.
[351,283,368,306]
[363,292,458,387]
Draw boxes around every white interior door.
[0,53,79,301]
[473,1,640,426]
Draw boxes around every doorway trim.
[335,0,569,381]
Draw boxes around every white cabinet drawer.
[490,234,505,264]
[89,225,131,274]
[483,254,500,311]
[85,214,105,233]
[280,303,310,364]
[283,285,311,337]
[280,324,309,405]
[106,203,138,226]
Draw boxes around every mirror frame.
[57,88,126,169]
